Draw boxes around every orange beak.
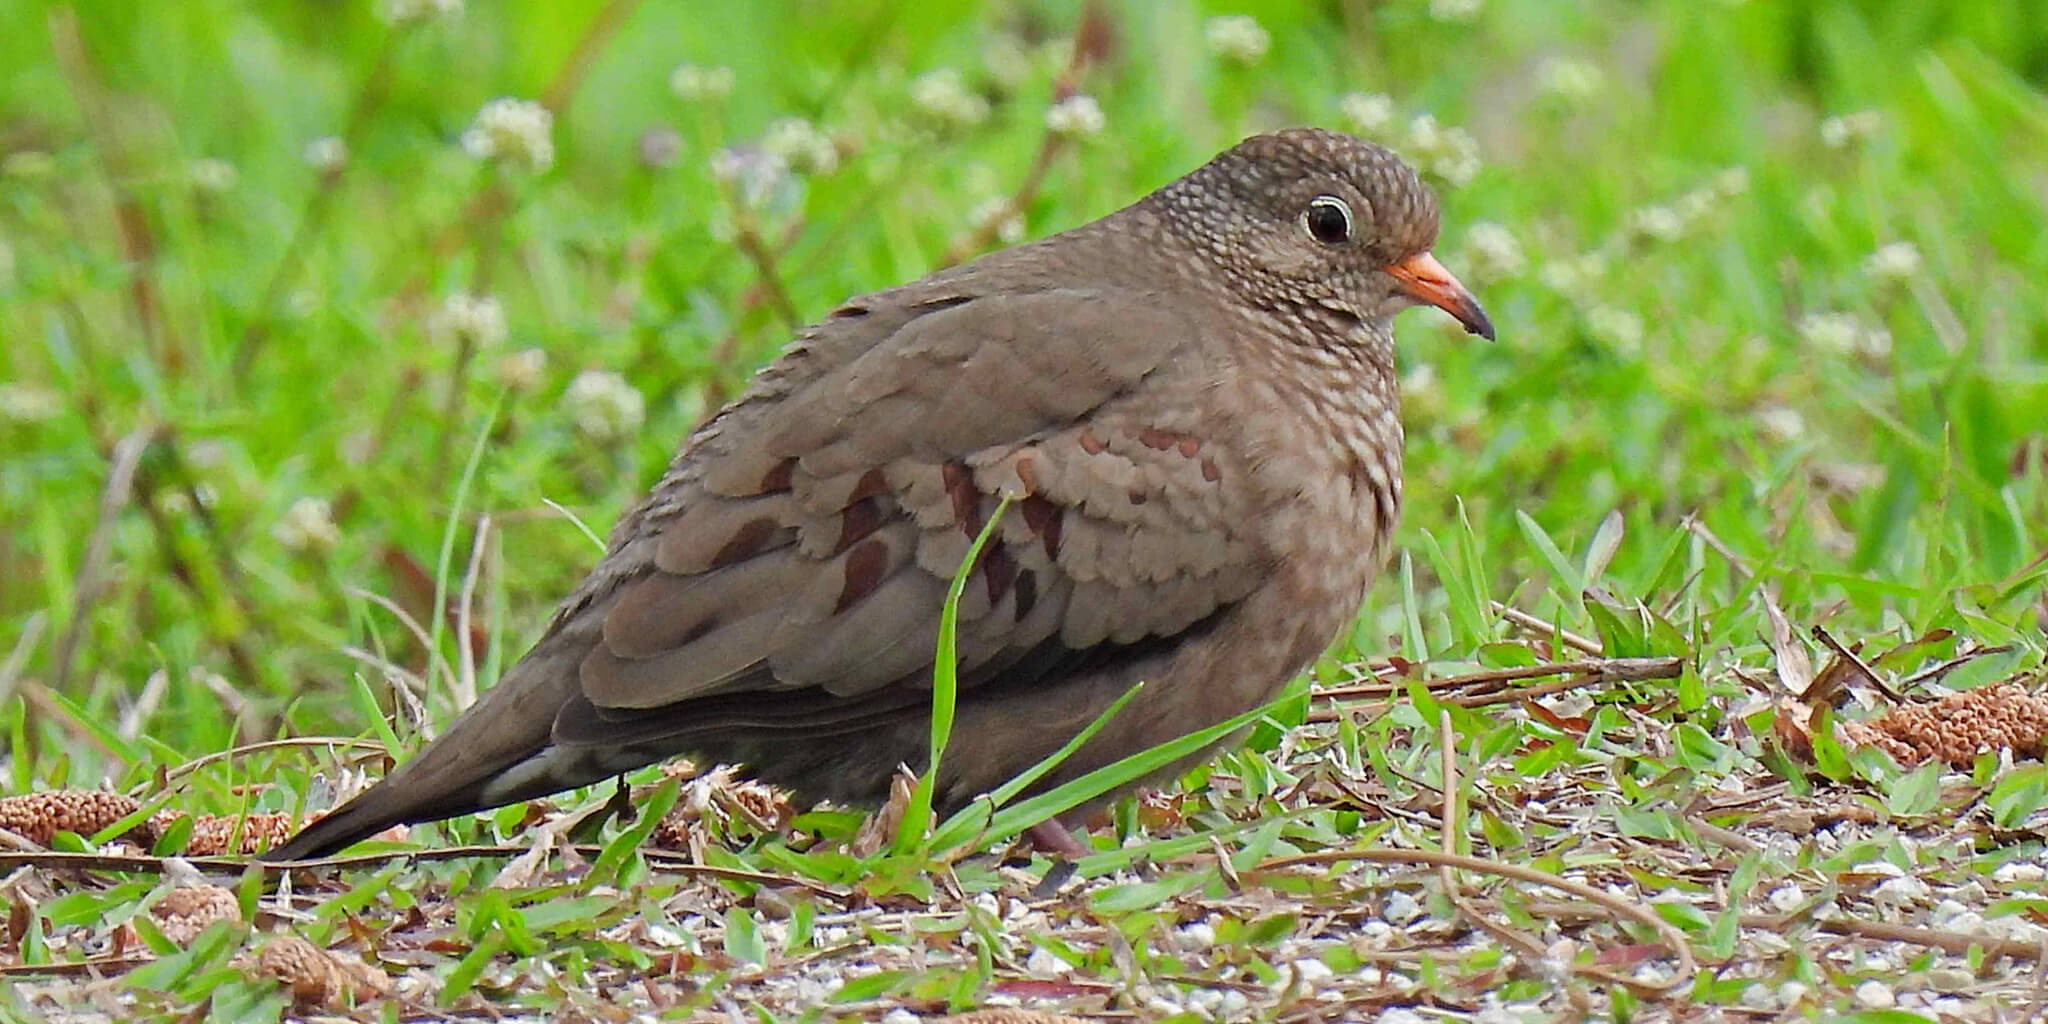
[1387,251,1495,341]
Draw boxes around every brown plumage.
[267,128,1493,861]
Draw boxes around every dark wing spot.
[829,303,870,319]
[833,497,887,553]
[942,461,983,537]
[980,542,1018,608]
[1021,495,1063,560]
[847,467,890,504]
[1128,491,1148,505]
[760,457,797,494]
[1013,569,1038,621]
[835,540,890,614]
[1200,457,1221,483]
[711,517,784,569]
[1176,436,1201,458]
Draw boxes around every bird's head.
[1155,127,1495,343]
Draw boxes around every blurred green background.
[2,0,2044,793]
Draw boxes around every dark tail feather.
[262,630,593,862]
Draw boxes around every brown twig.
[538,0,647,114]
[1491,601,1603,656]
[137,737,392,795]
[1739,913,2042,962]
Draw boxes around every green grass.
[3,0,2047,1020]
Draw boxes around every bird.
[266,127,1493,862]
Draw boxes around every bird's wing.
[558,284,1268,738]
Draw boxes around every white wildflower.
[1756,405,1805,442]
[1339,93,1397,137]
[1540,251,1607,293]
[562,370,644,445]
[379,0,461,25]
[497,348,548,390]
[462,98,554,171]
[709,147,787,207]
[1205,15,1270,64]
[1628,204,1686,242]
[1403,114,1481,186]
[982,33,1035,87]
[1536,57,1603,102]
[1045,94,1105,138]
[1864,241,1922,283]
[1820,110,1880,149]
[303,136,348,174]
[188,158,237,195]
[909,69,991,130]
[1427,0,1482,23]
[760,117,839,175]
[969,197,1025,245]
[1586,306,1644,353]
[274,497,341,554]
[668,63,734,102]
[1797,312,1890,358]
[0,384,62,424]
[1459,222,1524,283]
[638,127,682,169]
[1711,166,1751,196]
[428,292,507,349]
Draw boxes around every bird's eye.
[1303,196,1353,245]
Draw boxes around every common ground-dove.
[268,128,1493,861]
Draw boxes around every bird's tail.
[262,629,593,862]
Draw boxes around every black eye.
[1303,196,1353,245]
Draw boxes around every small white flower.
[1711,166,1751,196]
[1045,94,1105,138]
[379,0,461,25]
[1756,405,1805,442]
[1339,93,1398,137]
[1460,222,1524,283]
[668,63,734,102]
[429,292,507,349]
[1797,312,1890,358]
[0,384,62,424]
[1536,57,1603,102]
[1204,15,1270,64]
[709,146,788,207]
[760,117,839,176]
[303,136,348,174]
[497,348,548,390]
[1403,114,1480,186]
[1628,204,1686,242]
[1820,110,1880,149]
[909,69,991,131]
[461,98,555,172]
[188,158,237,195]
[1586,307,1644,353]
[1864,241,1922,283]
[969,197,1025,244]
[1427,0,1482,23]
[275,497,341,554]
[1540,251,1607,293]
[982,33,1035,87]
[562,370,644,445]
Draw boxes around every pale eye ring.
[1303,196,1353,245]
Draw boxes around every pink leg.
[1025,819,1092,860]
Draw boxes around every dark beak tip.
[1466,308,1497,342]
